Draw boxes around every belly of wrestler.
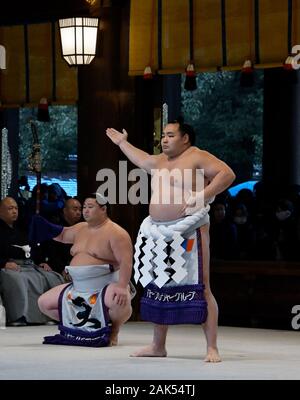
[149,183,189,221]
[149,203,186,222]
[69,252,115,268]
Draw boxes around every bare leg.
[131,224,220,360]
[104,284,132,346]
[202,289,221,362]
[38,283,69,321]
[200,224,221,362]
[131,324,168,357]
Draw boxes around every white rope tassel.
[134,205,210,288]
[153,236,170,288]
[140,236,155,287]
[133,232,143,284]
[170,232,187,283]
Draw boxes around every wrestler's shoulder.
[189,146,204,155]
[153,152,167,163]
[74,221,88,231]
[109,222,132,239]
[188,147,215,161]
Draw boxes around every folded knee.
[38,293,48,312]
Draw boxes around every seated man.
[31,195,134,347]
[0,197,65,326]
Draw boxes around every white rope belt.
[134,205,210,288]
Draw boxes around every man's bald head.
[63,198,82,226]
[0,197,18,226]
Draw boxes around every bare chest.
[70,228,113,259]
[153,157,207,190]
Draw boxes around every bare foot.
[204,347,221,363]
[130,344,167,357]
[109,333,119,346]
[109,328,119,346]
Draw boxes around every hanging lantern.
[58,17,99,66]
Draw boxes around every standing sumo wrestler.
[107,119,235,361]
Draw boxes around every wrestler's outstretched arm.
[109,226,133,306]
[29,215,85,245]
[53,222,87,244]
[106,128,159,173]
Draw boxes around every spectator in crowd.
[209,201,237,260]
[39,198,82,275]
[232,203,256,260]
[0,197,64,326]
[59,197,82,226]
[18,175,31,201]
[235,188,255,221]
[271,198,299,261]
[27,182,69,225]
[44,183,67,224]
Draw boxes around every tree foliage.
[19,105,77,175]
[182,71,264,182]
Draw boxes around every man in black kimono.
[0,197,64,326]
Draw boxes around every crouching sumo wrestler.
[29,196,135,347]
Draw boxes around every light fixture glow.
[58,17,99,66]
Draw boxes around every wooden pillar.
[163,74,181,122]
[77,0,162,320]
[77,0,158,239]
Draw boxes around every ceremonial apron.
[134,206,210,325]
[43,265,118,347]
